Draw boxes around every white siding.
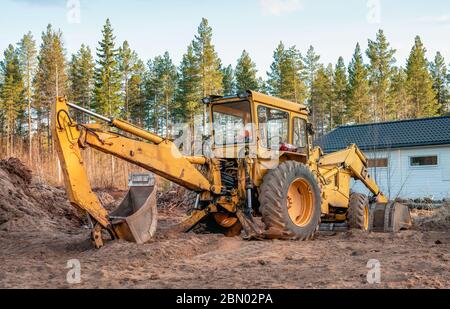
[351,146,450,200]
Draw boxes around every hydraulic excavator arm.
[314,144,388,204]
[52,97,216,247]
[310,144,411,232]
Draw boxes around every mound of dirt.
[414,206,450,231]
[0,158,84,234]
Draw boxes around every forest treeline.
[0,18,449,186]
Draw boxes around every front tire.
[347,193,370,231]
[260,161,322,240]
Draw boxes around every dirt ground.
[0,158,449,289]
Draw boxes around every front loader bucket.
[370,202,412,233]
[109,174,158,244]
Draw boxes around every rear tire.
[260,161,322,240]
[348,193,370,231]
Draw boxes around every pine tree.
[193,18,223,132]
[94,19,121,117]
[405,36,439,118]
[303,45,321,98]
[267,42,307,104]
[221,64,234,95]
[333,57,348,126]
[147,52,177,137]
[257,77,269,94]
[388,67,408,119]
[0,44,25,157]
[18,32,37,160]
[33,24,67,150]
[429,52,449,115]
[347,43,371,124]
[175,43,201,126]
[366,29,396,121]
[118,41,139,120]
[235,50,258,92]
[311,65,333,136]
[68,44,95,122]
[128,59,146,127]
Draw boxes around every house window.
[368,158,388,168]
[410,155,438,167]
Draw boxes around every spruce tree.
[333,57,348,126]
[235,50,258,92]
[366,29,396,121]
[68,44,95,122]
[405,36,439,118]
[221,64,234,95]
[347,43,371,124]
[0,44,25,156]
[429,52,449,115]
[18,31,37,160]
[94,19,121,117]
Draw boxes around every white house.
[317,116,450,201]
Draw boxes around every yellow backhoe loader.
[52,91,412,248]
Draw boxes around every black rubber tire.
[183,189,199,214]
[348,193,369,231]
[259,161,322,240]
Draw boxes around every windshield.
[212,101,253,146]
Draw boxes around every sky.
[1,0,450,77]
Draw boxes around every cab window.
[212,101,252,146]
[257,106,289,150]
[293,117,308,148]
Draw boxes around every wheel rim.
[287,178,314,227]
[363,205,369,231]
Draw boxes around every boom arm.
[313,144,388,204]
[52,97,214,230]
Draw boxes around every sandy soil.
[0,158,449,289]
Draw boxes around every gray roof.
[316,116,450,153]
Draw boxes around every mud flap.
[369,202,412,233]
[110,175,158,244]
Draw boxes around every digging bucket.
[109,174,158,244]
[369,202,412,233]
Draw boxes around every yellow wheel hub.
[287,178,314,227]
[363,205,369,231]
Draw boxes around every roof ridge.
[335,116,450,130]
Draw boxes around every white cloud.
[260,0,304,16]
[418,14,450,25]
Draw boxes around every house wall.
[351,145,450,200]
